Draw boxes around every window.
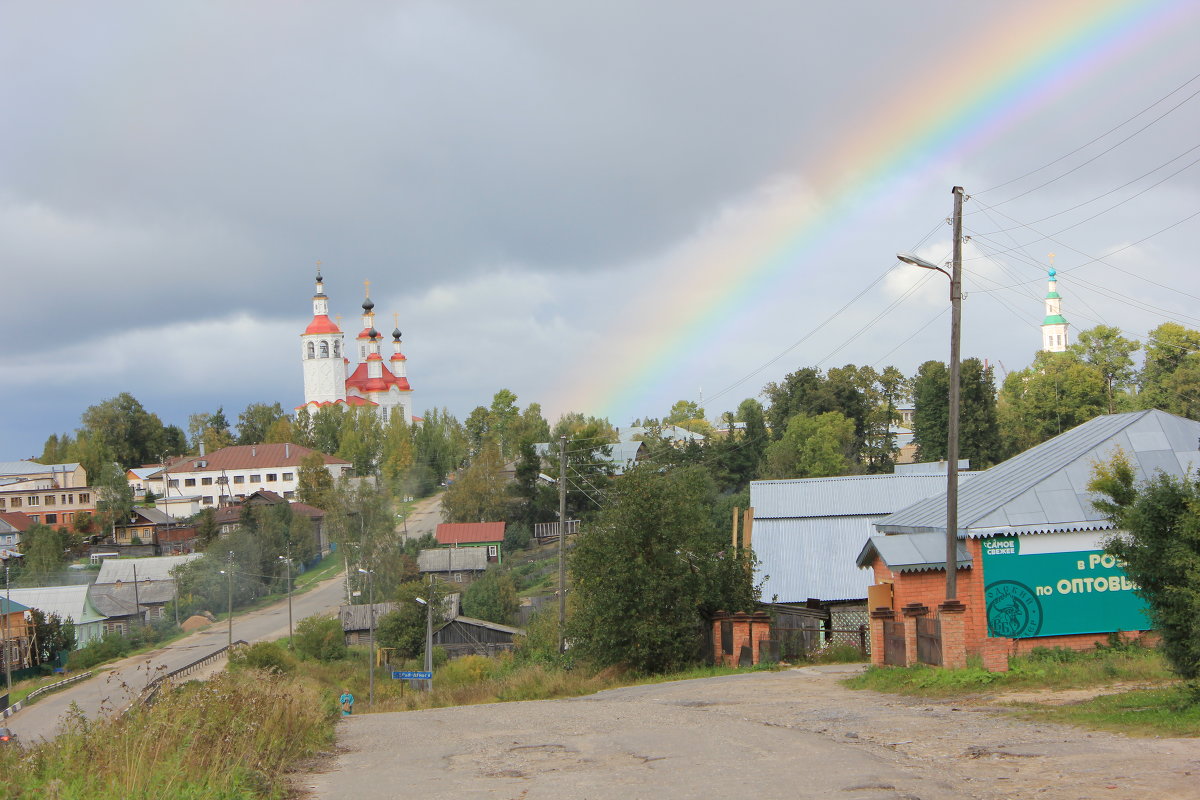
[333,340,340,358]
[28,496,39,506]
[45,513,57,524]
[454,573,463,583]
[201,477,213,486]
[9,498,21,508]
[266,473,278,482]
[78,493,90,503]
[282,472,293,481]
[184,478,197,487]
[44,495,56,506]
[487,545,499,558]
[0,499,5,509]
[250,474,261,482]
[306,342,315,359]
[319,340,329,358]
[28,515,38,523]
[216,476,227,484]
[64,513,73,523]
[202,496,213,505]
[284,491,295,499]
[167,480,178,489]
[233,475,245,484]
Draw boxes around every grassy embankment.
[0,669,334,800]
[846,641,1199,737]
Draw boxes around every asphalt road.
[399,493,443,541]
[303,665,1200,800]
[7,570,346,743]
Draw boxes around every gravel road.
[300,665,1200,800]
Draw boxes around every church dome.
[362,297,375,311]
[393,328,402,340]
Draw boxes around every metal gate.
[883,620,906,666]
[916,616,942,666]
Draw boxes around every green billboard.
[981,534,1150,639]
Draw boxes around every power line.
[976,73,1200,201]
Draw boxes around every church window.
[306,342,315,359]
[333,340,340,358]
[320,341,329,358]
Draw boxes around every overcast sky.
[3,1,1200,458]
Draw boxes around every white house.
[151,443,351,508]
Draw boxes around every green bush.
[294,616,347,662]
[230,641,296,674]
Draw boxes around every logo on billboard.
[985,580,1043,638]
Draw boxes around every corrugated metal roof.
[4,585,105,625]
[877,410,1200,538]
[449,615,522,635]
[340,602,398,632]
[856,533,972,572]
[418,548,488,572]
[751,472,978,519]
[436,522,505,545]
[95,553,202,583]
[753,516,888,603]
[0,461,81,477]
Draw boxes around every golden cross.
[335,315,343,328]
[363,279,371,298]
[1048,253,1055,267]
[393,312,399,328]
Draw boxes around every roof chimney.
[251,446,257,458]
[199,441,206,457]
[285,443,290,459]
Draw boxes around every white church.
[297,271,414,424]
[1041,265,1069,353]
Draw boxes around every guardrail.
[134,640,249,708]
[1,670,95,719]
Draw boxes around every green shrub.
[294,616,347,662]
[230,641,296,674]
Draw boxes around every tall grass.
[0,670,334,800]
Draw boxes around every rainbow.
[552,0,1195,423]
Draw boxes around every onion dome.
[362,297,375,311]
[393,328,402,340]
[369,328,380,339]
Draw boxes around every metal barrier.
[1,670,95,719]
[134,640,249,708]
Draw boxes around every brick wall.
[871,538,1154,663]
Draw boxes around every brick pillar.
[980,637,1011,672]
[747,612,772,664]
[868,608,894,667]
[938,600,967,669]
[900,603,929,667]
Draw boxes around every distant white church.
[1041,265,1069,353]
[298,271,414,424]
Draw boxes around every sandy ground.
[298,665,1200,800]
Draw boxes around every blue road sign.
[392,671,433,680]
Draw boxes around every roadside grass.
[846,646,1172,696]
[294,551,343,590]
[1008,685,1200,737]
[0,669,334,800]
[844,642,1199,737]
[234,640,777,715]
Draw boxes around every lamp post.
[415,580,433,693]
[357,568,375,707]
[279,555,294,649]
[897,184,964,602]
[4,563,12,697]
[220,550,234,648]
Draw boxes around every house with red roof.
[296,271,414,426]
[435,522,505,565]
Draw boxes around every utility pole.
[945,185,964,602]
[225,551,234,648]
[557,435,567,653]
[4,564,11,697]
[358,568,375,707]
[132,563,142,627]
[424,574,433,692]
[280,554,294,649]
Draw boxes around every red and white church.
[297,271,414,424]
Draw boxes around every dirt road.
[300,665,1200,800]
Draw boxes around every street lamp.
[415,587,433,692]
[279,555,294,649]
[357,568,375,707]
[897,185,964,603]
[220,550,234,648]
